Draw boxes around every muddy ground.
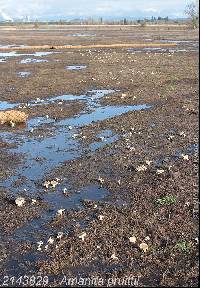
[0,25,199,287]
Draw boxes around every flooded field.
[0,25,199,287]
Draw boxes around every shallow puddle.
[0,89,152,274]
[0,51,60,64]
[2,103,151,189]
[58,104,151,127]
[20,58,49,64]
[127,39,199,53]
[17,71,31,78]
[0,51,59,58]
[66,65,87,70]
[4,251,48,278]
[67,33,96,37]
[0,89,115,111]
[1,90,151,194]
[90,130,119,151]
[159,39,199,45]
[155,143,199,168]
[0,44,28,49]
[2,90,151,186]
[12,184,109,242]
[0,101,18,110]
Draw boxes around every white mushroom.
[181,154,189,161]
[136,165,148,172]
[78,232,87,241]
[10,120,15,127]
[57,209,65,217]
[47,237,54,244]
[37,241,43,251]
[139,242,149,252]
[156,169,165,174]
[31,199,37,205]
[144,236,151,241]
[168,135,174,141]
[15,197,26,207]
[63,188,68,195]
[145,160,152,166]
[50,180,59,188]
[43,180,50,189]
[98,215,104,221]
[57,232,64,240]
[111,253,119,260]
[179,131,186,137]
[129,236,137,244]
[98,176,104,185]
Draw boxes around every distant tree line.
[0,16,187,27]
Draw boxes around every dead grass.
[0,42,177,51]
[0,110,28,125]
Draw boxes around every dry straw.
[0,42,177,51]
[0,110,28,124]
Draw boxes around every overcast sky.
[0,0,191,20]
